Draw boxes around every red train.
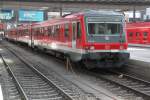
[6,11,129,69]
[0,23,5,40]
[0,23,4,31]
[126,22,150,44]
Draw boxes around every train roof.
[65,10,123,18]
[8,10,124,30]
[33,10,123,28]
[85,10,123,16]
[126,22,150,29]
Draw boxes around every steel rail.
[0,54,29,100]
[87,70,150,100]
[6,47,77,100]
[109,69,150,85]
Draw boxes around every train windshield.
[86,16,125,43]
[87,16,122,35]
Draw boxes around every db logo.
[105,36,109,40]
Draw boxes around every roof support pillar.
[60,7,62,17]
[133,6,136,22]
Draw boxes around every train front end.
[82,11,129,69]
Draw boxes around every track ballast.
[1,45,91,100]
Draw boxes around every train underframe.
[69,51,130,69]
[32,44,130,69]
[6,38,130,69]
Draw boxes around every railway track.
[108,70,150,99]
[1,54,65,100]
[1,47,89,100]
[0,58,22,100]
[4,41,150,100]
[85,69,150,100]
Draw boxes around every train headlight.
[90,46,95,50]
[25,36,29,38]
[120,45,124,50]
[51,42,57,49]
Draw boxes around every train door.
[76,21,82,48]
[64,23,70,44]
[72,22,77,48]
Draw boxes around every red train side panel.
[126,22,150,44]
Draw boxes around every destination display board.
[19,10,44,21]
[0,9,13,20]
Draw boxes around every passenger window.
[40,28,43,34]
[136,32,140,36]
[143,32,148,37]
[77,22,81,38]
[48,26,51,36]
[129,32,133,36]
[44,27,48,35]
[64,24,69,37]
[53,25,60,37]
[41,27,44,36]
[37,28,40,36]
[51,26,55,35]
[56,25,60,34]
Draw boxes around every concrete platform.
[129,43,150,48]
[128,47,150,62]
[0,85,3,100]
[126,47,150,82]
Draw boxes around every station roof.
[1,0,150,12]
[2,0,150,4]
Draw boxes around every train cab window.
[107,24,121,34]
[88,23,96,34]
[64,24,69,37]
[88,23,121,35]
[77,22,81,38]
